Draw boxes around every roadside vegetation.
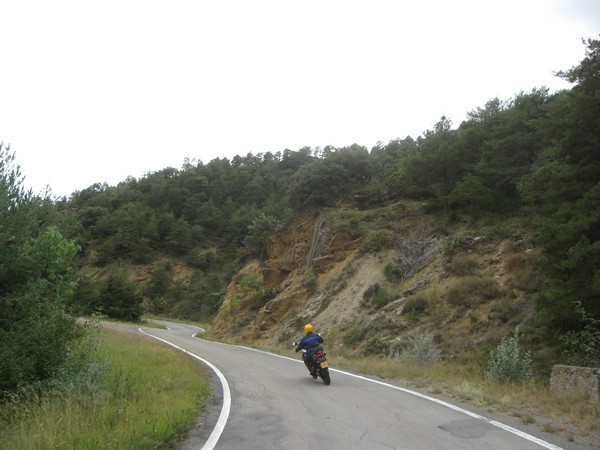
[333,353,600,441]
[0,328,210,450]
[264,335,599,442]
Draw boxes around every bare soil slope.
[210,202,541,363]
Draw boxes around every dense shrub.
[362,284,394,309]
[383,263,404,283]
[487,327,532,383]
[446,256,479,276]
[97,267,143,321]
[445,276,501,307]
[360,230,395,253]
[560,302,600,367]
[403,294,429,314]
[343,326,365,346]
[0,144,93,393]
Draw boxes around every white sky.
[1,1,598,198]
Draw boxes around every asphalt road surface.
[138,321,580,450]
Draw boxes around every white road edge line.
[138,328,231,450]
[141,325,562,450]
[235,345,563,450]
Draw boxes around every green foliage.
[362,283,394,309]
[302,267,318,294]
[289,144,371,209]
[0,330,210,449]
[449,174,493,218]
[24,226,79,285]
[239,274,261,295]
[383,263,403,283]
[343,326,365,346]
[146,260,172,299]
[243,212,279,256]
[560,302,600,367]
[97,267,143,321]
[445,276,501,308]
[360,230,395,253]
[173,270,228,320]
[166,218,193,256]
[519,39,600,334]
[143,260,173,314]
[71,269,103,316]
[487,327,532,383]
[0,143,91,394]
[488,299,522,325]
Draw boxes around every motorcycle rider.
[295,324,324,377]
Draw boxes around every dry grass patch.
[445,276,502,308]
[503,252,544,292]
[446,255,480,276]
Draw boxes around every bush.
[446,276,501,308]
[303,268,318,294]
[404,294,428,313]
[488,300,521,324]
[383,263,404,283]
[446,256,479,276]
[396,333,441,364]
[145,260,172,299]
[343,327,365,346]
[503,253,544,292]
[360,230,395,253]
[560,301,600,367]
[362,284,394,309]
[239,274,261,295]
[98,268,143,321]
[487,327,532,383]
[249,288,275,311]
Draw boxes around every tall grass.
[0,329,210,450]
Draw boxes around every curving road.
[139,321,576,450]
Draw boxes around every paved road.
[139,321,573,450]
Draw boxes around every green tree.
[71,268,102,315]
[243,212,279,256]
[98,267,143,321]
[474,89,551,210]
[289,145,371,210]
[449,174,493,219]
[144,260,173,314]
[0,143,87,393]
[533,39,600,328]
[166,217,193,256]
[398,117,461,207]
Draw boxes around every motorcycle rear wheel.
[320,367,331,385]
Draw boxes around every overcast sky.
[1,1,598,198]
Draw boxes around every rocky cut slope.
[210,201,541,363]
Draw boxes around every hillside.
[209,201,546,368]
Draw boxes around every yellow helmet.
[304,324,314,333]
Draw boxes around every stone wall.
[550,365,600,402]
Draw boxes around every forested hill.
[67,39,597,346]
[1,39,599,393]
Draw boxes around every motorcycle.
[293,343,331,385]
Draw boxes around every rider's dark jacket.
[295,332,324,357]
